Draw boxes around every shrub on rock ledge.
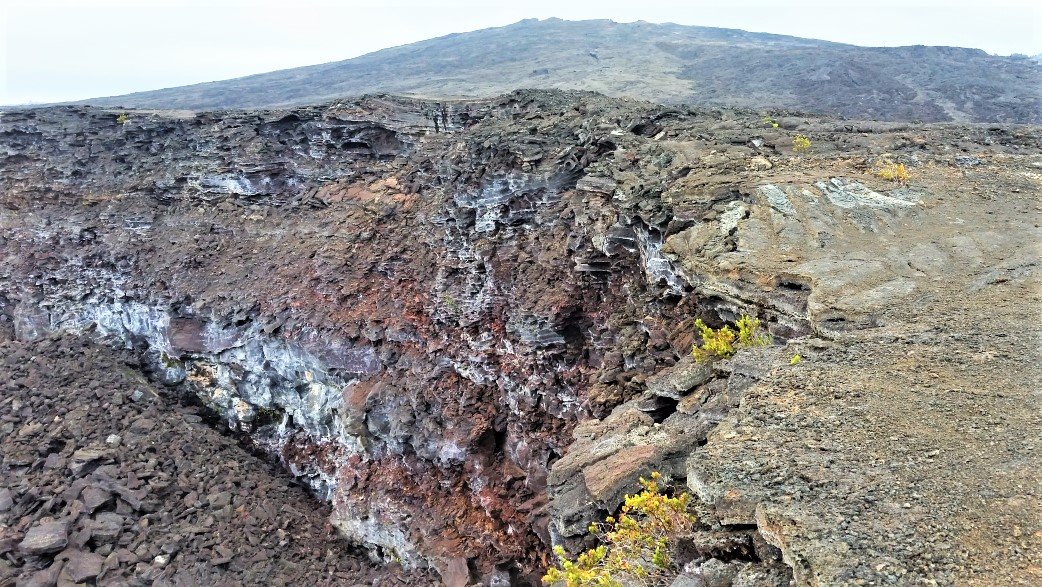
[543,472,695,587]
[691,315,771,363]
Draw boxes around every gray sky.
[2,0,1039,105]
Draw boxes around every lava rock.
[62,550,105,583]
[18,520,69,555]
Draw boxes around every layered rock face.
[2,91,1039,586]
[1,93,704,583]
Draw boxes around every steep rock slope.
[1,91,1040,585]
[70,19,1042,123]
[0,333,434,585]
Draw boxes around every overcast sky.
[2,0,1039,105]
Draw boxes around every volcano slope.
[1,91,1040,586]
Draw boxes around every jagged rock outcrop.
[2,90,1039,586]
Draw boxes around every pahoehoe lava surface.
[1,90,1040,585]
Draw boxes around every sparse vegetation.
[790,354,803,365]
[159,351,183,369]
[254,405,285,428]
[116,113,129,125]
[691,314,771,363]
[543,472,695,587]
[441,293,461,312]
[792,134,812,152]
[762,115,780,128]
[872,160,910,183]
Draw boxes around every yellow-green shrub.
[792,134,811,152]
[691,315,770,363]
[543,472,695,587]
[873,161,910,183]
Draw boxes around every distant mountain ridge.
[75,18,1041,123]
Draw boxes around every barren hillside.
[70,19,1042,123]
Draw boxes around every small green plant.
[790,354,802,365]
[543,472,695,587]
[691,314,771,363]
[159,351,183,369]
[762,115,780,129]
[872,160,910,183]
[792,134,812,152]
[254,405,285,427]
[116,113,129,125]
[441,293,461,312]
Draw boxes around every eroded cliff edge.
[2,91,1039,586]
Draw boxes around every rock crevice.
[3,90,1039,586]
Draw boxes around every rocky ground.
[698,294,1042,586]
[1,90,1040,585]
[0,330,433,585]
